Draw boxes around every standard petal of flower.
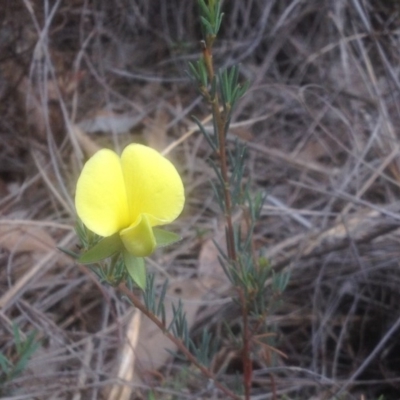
[121,144,185,226]
[120,214,156,257]
[75,149,130,237]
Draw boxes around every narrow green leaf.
[57,246,79,259]
[218,70,227,105]
[192,115,218,151]
[230,65,239,89]
[0,353,10,373]
[216,12,224,33]
[198,0,211,19]
[157,279,169,317]
[147,391,155,400]
[199,60,208,87]
[153,228,181,247]
[210,75,217,99]
[167,301,184,333]
[12,341,39,378]
[78,233,123,264]
[188,62,200,81]
[145,273,157,312]
[160,304,166,326]
[124,252,146,290]
[200,16,214,35]
[13,324,21,354]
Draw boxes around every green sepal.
[124,251,146,290]
[153,228,181,248]
[78,233,124,264]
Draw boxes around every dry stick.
[0,231,75,311]
[201,42,252,400]
[117,283,241,400]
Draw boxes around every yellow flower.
[75,143,185,258]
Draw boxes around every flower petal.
[121,144,185,226]
[75,149,130,236]
[120,214,156,257]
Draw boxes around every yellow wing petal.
[120,214,156,257]
[75,149,130,236]
[121,144,185,226]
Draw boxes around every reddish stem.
[202,35,251,399]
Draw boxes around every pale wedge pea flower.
[75,144,184,288]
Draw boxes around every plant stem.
[202,41,236,262]
[239,288,252,399]
[117,282,242,400]
[202,36,251,400]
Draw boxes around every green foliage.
[72,221,128,286]
[188,59,208,88]
[75,217,100,250]
[87,253,127,286]
[218,66,250,112]
[153,228,181,248]
[146,390,156,400]
[198,0,224,38]
[123,252,146,290]
[78,233,124,264]
[169,300,189,346]
[0,325,40,396]
[191,0,291,318]
[190,329,219,367]
[188,1,291,398]
[143,274,168,325]
[74,213,182,289]
[162,366,193,398]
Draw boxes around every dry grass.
[1,0,400,398]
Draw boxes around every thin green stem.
[108,253,120,282]
[117,283,242,400]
